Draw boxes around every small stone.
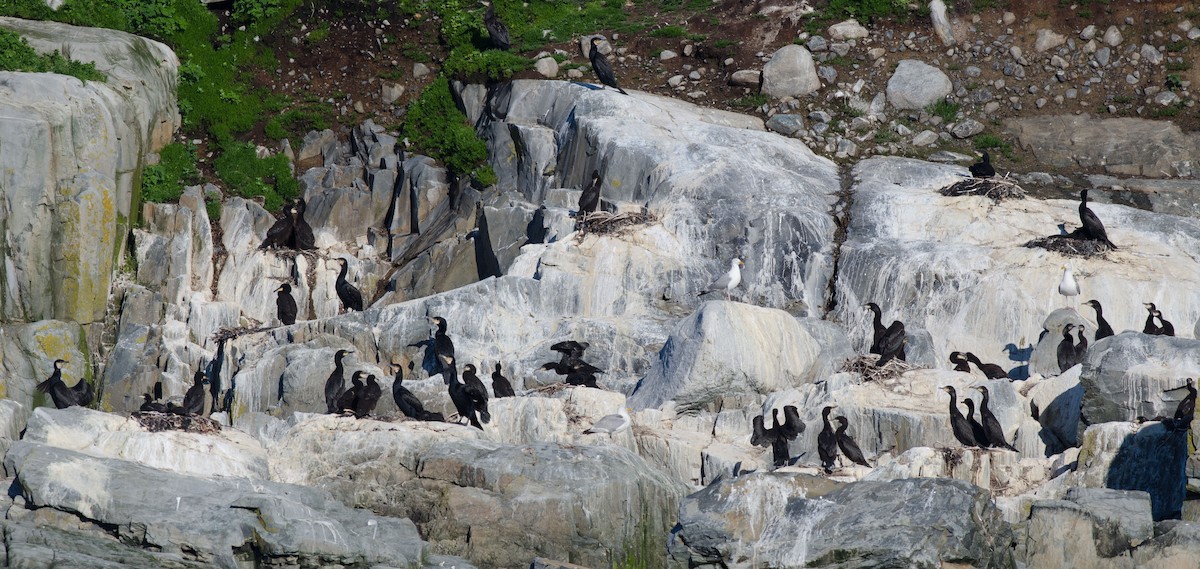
[828,19,869,40]
[1080,25,1097,41]
[1010,46,1023,59]
[912,130,939,146]
[1035,29,1066,52]
[868,47,886,60]
[683,44,694,57]
[809,110,832,123]
[808,36,828,52]
[1036,97,1047,108]
[1155,91,1180,106]
[534,57,559,78]
[765,114,806,137]
[965,65,982,78]
[412,62,431,78]
[1178,19,1194,32]
[1140,44,1162,65]
[1190,28,1200,41]
[1095,47,1111,66]
[668,75,685,87]
[1051,55,1069,68]
[818,66,837,82]
[660,50,678,61]
[984,101,1000,113]
[380,81,405,104]
[352,100,364,114]
[1002,12,1016,25]
[686,90,706,99]
[688,70,701,80]
[1065,88,1078,99]
[724,57,735,66]
[1103,25,1123,47]
[836,137,858,156]
[829,43,851,57]
[950,118,984,138]
[728,69,761,87]
[567,68,583,79]
[895,123,912,136]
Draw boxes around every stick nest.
[939,177,1027,202]
[840,354,923,381]
[1024,235,1113,257]
[211,324,270,343]
[576,210,658,238]
[133,411,223,434]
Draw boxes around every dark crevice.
[822,166,856,318]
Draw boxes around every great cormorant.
[962,399,989,447]
[974,385,1018,451]
[429,316,456,378]
[442,355,486,429]
[1155,310,1175,336]
[964,352,1009,380]
[588,37,628,94]
[140,393,166,413]
[179,370,207,416]
[578,170,602,218]
[483,2,510,51]
[876,320,907,366]
[390,363,443,421]
[337,371,365,413]
[355,374,382,418]
[969,151,995,178]
[1171,378,1196,431]
[1143,303,1161,335]
[750,406,804,468]
[276,283,298,326]
[1079,189,1117,249]
[865,303,886,355]
[834,416,870,467]
[818,405,839,472]
[1084,300,1114,340]
[325,349,353,413]
[949,351,972,372]
[34,360,77,409]
[1074,325,1089,364]
[334,258,364,312]
[941,386,978,448]
[491,363,516,397]
[1057,323,1080,373]
[462,364,491,422]
[259,200,295,250]
[291,198,317,251]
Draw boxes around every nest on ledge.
[840,354,923,382]
[211,324,270,343]
[133,411,223,434]
[1024,234,1114,257]
[576,210,658,238]
[939,176,1027,202]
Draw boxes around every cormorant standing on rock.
[834,416,871,467]
[291,198,317,251]
[578,170,602,217]
[962,399,989,448]
[1155,310,1175,336]
[259,200,294,250]
[334,258,364,312]
[140,393,166,413]
[1057,323,1080,373]
[1079,189,1117,249]
[429,316,456,378]
[542,340,588,374]
[818,405,839,472]
[964,352,1009,380]
[1085,300,1114,340]
[975,385,1018,451]
[338,371,365,413]
[865,303,887,356]
[483,2,510,51]
[1143,303,1161,335]
[751,406,804,468]
[876,320,907,366]
[969,151,995,178]
[491,362,516,398]
[390,363,443,421]
[564,361,603,388]
[949,351,971,372]
[180,370,207,416]
[1074,325,1089,364]
[941,386,978,448]
[325,349,353,413]
[34,359,77,409]
[588,37,628,94]
[73,376,94,408]
[699,258,744,301]
[276,283,298,326]
[442,355,488,429]
[358,375,383,418]
[1171,378,1196,432]
[462,364,491,421]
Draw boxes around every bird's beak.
[738,260,745,267]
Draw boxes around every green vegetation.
[212,134,298,211]
[649,25,687,38]
[264,101,333,141]
[1167,73,1184,92]
[1166,60,1192,72]
[731,93,768,108]
[0,29,105,82]
[838,100,864,118]
[1152,102,1185,118]
[403,77,495,186]
[926,99,960,122]
[874,129,899,144]
[141,143,200,203]
[443,47,531,81]
[974,132,1017,160]
[712,39,738,49]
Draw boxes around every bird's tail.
[618,87,629,95]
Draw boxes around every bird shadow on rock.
[1104,422,1188,521]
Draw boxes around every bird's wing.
[586,413,623,433]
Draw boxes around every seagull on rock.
[699,258,744,301]
[583,406,631,436]
[1058,264,1079,307]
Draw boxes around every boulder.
[886,60,952,110]
[1069,421,1188,521]
[1005,115,1200,177]
[827,19,868,41]
[761,45,821,98]
[929,0,955,45]
[1079,332,1200,428]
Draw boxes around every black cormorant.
[291,198,317,251]
[1171,378,1196,431]
[588,37,628,94]
[140,393,167,413]
[276,283,298,325]
[834,416,870,467]
[337,371,365,413]
[1155,310,1175,336]
[72,377,94,408]
[334,258,364,312]
[442,355,485,429]
[962,399,989,447]
[180,370,207,416]
[390,363,442,421]
[34,359,76,409]
[355,374,382,418]
[949,351,971,372]
[325,349,352,413]
[941,386,978,448]
[429,316,456,378]
[1085,299,1114,340]
[965,352,1009,380]
[259,200,295,250]
[462,364,492,423]
[1143,303,1161,335]
[969,151,995,178]
[1079,189,1117,249]
[578,170,602,217]
[564,361,603,388]
[1057,323,1080,373]
[491,362,516,397]
[818,405,839,472]
[1074,325,1089,364]
[974,385,1018,451]
[864,303,886,355]
[483,2,510,51]
[876,320,907,366]
[750,406,804,468]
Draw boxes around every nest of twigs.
[211,324,270,343]
[133,411,223,434]
[939,177,1027,202]
[840,354,922,382]
[1024,235,1113,257]
[527,382,571,396]
[576,210,658,238]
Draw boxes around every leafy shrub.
[141,143,200,203]
[212,134,298,212]
[264,103,332,141]
[926,99,960,122]
[650,25,687,38]
[403,77,494,184]
[0,29,106,82]
[443,47,531,81]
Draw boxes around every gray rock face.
[0,17,178,324]
[1080,332,1200,429]
[1069,422,1188,521]
[672,473,1014,568]
[761,44,820,98]
[5,441,450,568]
[1006,115,1200,177]
[886,60,952,110]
